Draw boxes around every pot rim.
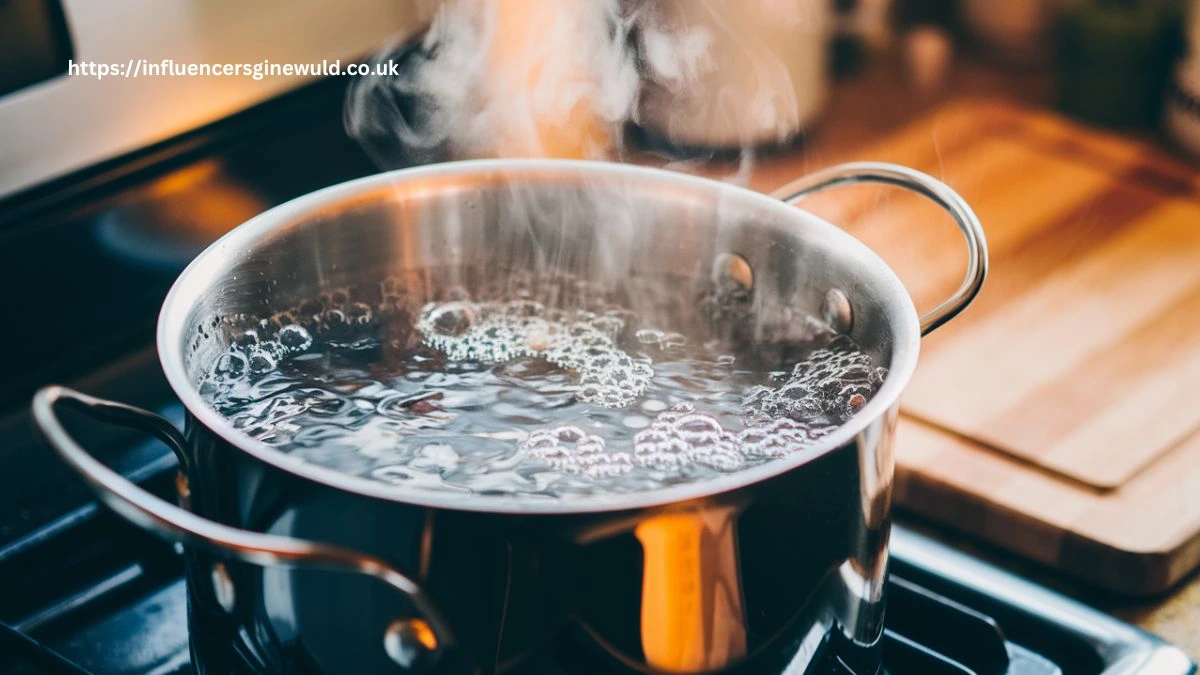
[157,159,920,514]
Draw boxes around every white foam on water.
[417,297,653,407]
[520,425,635,480]
[742,336,887,424]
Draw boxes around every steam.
[344,0,824,172]
[341,0,825,333]
[345,0,640,166]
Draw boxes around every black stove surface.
[0,75,1194,675]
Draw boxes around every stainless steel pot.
[33,160,985,675]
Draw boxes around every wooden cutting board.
[762,100,1200,596]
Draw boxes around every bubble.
[278,324,314,353]
[582,451,634,479]
[258,315,284,336]
[662,332,687,349]
[214,352,247,378]
[247,347,277,375]
[633,405,746,473]
[676,413,723,438]
[623,415,651,429]
[519,425,628,476]
[633,437,693,472]
[234,329,259,349]
[347,302,374,327]
[259,339,287,360]
[653,402,694,425]
[632,328,686,351]
[742,337,880,426]
[320,309,350,337]
[696,448,744,471]
[416,297,653,408]
[739,418,827,458]
[588,314,624,338]
[641,399,668,413]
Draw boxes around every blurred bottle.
[960,0,1069,66]
[1057,0,1180,128]
[634,0,833,151]
[896,0,957,94]
[833,0,869,76]
[832,0,895,76]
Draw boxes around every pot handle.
[32,385,453,662]
[772,161,988,335]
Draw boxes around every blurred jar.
[1167,0,1200,155]
[960,0,1070,66]
[1057,0,1177,128]
[634,0,833,151]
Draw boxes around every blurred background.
[4,0,1200,196]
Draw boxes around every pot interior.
[160,160,919,507]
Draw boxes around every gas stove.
[0,75,1194,675]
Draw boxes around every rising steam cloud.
[344,0,825,172]
[341,0,828,353]
[345,0,639,166]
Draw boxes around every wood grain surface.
[763,99,1200,595]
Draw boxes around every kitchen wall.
[0,0,428,199]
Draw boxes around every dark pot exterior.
[182,406,896,675]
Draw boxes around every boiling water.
[200,277,886,499]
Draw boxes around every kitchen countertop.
[729,48,1199,657]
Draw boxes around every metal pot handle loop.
[772,161,988,335]
[32,385,453,658]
